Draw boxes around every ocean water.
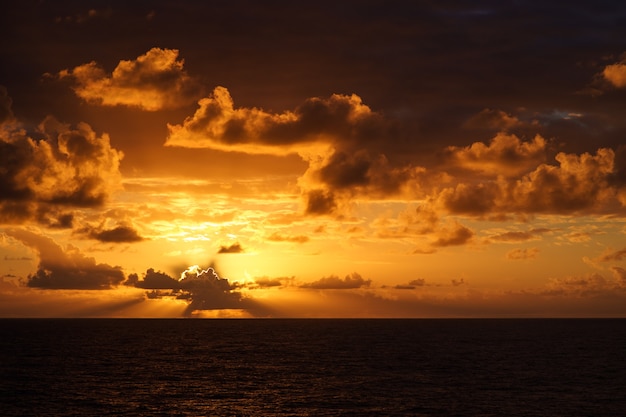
[1,319,625,416]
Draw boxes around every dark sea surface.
[1,319,625,416]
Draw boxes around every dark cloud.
[304,190,337,215]
[132,268,179,289]
[301,272,371,290]
[490,228,551,243]
[217,242,244,254]
[0,108,123,225]
[432,223,474,247]
[7,229,125,289]
[83,225,144,243]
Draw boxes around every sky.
[2,0,626,317]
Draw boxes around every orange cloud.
[60,48,197,110]
[506,247,539,260]
[165,86,385,154]
[0,113,123,225]
[443,133,547,177]
[603,61,626,88]
[439,147,624,215]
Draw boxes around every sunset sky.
[2,1,626,317]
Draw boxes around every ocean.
[1,319,625,416]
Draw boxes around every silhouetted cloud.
[218,242,244,253]
[83,225,144,243]
[7,229,125,289]
[59,48,198,110]
[301,272,371,289]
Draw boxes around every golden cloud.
[60,48,197,110]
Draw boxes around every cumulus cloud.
[165,87,425,215]
[432,222,474,247]
[60,48,198,110]
[6,229,125,289]
[301,272,371,289]
[438,147,624,215]
[443,133,547,177]
[128,265,259,316]
[0,113,123,225]
[165,86,388,154]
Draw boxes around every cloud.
[6,229,125,289]
[81,225,144,243]
[603,61,626,88]
[60,48,198,110]
[506,247,539,260]
[593,248,626,263]
[217,242,244,253]
[462,108,524,131]
[432,222,473,247]
[443,133,547,177]
[490,228,550,242]
[266,232,309,243]
[301,272,371,289]
[165,86,389,154]
[0,112,123,225]
[438,147,624,215]
[128,265,264,316]
[128,268,179,289]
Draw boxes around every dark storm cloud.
[6,229,125,289]
[301,272,371,290]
